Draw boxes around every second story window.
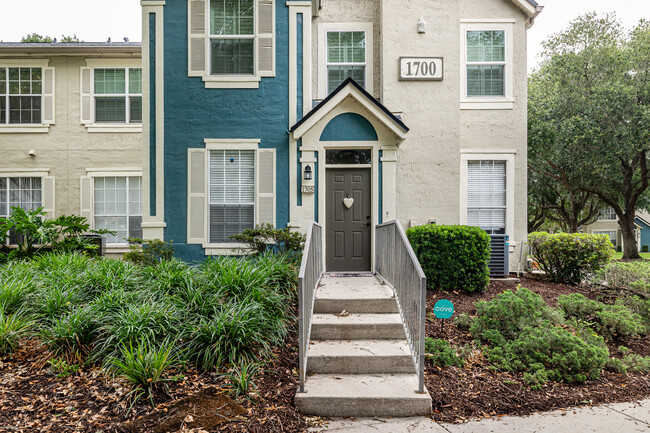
[466,30,505,97]
[0,67,42,124]
[326,31,366,94]
[210,0,255,75]
[599,207,617,221]
[93,68,142,124]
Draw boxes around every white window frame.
[460,150,516,245]
[0,60,51,133]
[318,22,373,99]
[208,0,256,77]
[598,207,617,221]
[92,68,142,124]
[83,59,143,133]
[84,168,143,252]
[593,230,617,247]
[202,140,258,254]
[460,20,514,110]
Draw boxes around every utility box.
[488,234,509,277]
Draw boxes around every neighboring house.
[584,207,650,252]
[0,42,143,254]
[139,0,542,269]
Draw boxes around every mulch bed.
[0,276,648,432]
[426,276,650,423]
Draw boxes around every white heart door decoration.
[343,197,354,209]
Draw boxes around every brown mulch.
[0,332,306,433]
[426,276,650,423]
[0,277,648,431]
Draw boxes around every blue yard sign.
[433,299,454,319]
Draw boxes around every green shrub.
[622,296,650,329]
[229,223,306,254]
[84,259,141,296]
[41,306,99,364]
[486,325,609,385]
[558,294,647,340]
[107,338,181,410]
[453,313,473,331]
[470,287,563,342]
[528,232,614,284]
[406,225,490,293]
[424,338,465,367]
[252,252,299,295]
[593,261,650,294]
[643,245,649,253]
[0,275,36,315]
[606,347,650,374]
[0,309,33,355]
[142,259,194,295]
[123,238,174,266]
[220,362,261,399]
[47,358,81,377]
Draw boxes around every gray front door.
[326,168,371,271]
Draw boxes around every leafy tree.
[528,13,650,258]
[21,33,53,43]
[59,34,82,43]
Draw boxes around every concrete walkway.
[308,399,650,432]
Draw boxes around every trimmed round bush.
[406,225,490,293]
[528,232,614,284]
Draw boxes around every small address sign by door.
[399,57,444,81]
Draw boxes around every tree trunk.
[619,215,641,259]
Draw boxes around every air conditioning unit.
[488,234,509,277]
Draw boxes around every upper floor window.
[599,207,617,221]
[466,30,505,97]
[93,68,142,124]
[188,0,275,88]
[210,0,255,75]
[467,160,506,234]
[0,67,42,124]
[326,31,366,94]
[460,20,513,110]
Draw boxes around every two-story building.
[139,0,541,270]
[0,42,143,254]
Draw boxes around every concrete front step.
[314,275,398,314]
[295,374,432,417]
[307,340,414,374]
[310,313,405,340]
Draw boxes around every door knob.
[366,215,371,227]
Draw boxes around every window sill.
[86,124,143,133]
[202,75,261,89]
[460,98,514,110]
[0,125,50,134]
[203,242,253,255]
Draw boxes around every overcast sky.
[0,0,648,72]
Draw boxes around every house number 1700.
[399,57,444,81]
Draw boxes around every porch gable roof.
[290,78,409,143]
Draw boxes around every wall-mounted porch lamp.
[304,165,313,180]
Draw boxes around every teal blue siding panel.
[161,0,291,261]
[635,217,650,251]
[149,13,157,216]
[378,150,382,224]
[320,112,378,141]
[297,13,303,120]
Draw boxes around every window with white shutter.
[93,176,143,244]
[188,0,275,87]
[467,160,506,234]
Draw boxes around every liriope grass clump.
[0,250,298,407]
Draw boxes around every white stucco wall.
[0,53,142,219]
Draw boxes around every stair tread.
[309,339,411,358]
[312,313,402,325]
[316,276,394,300]
[299,374,430,399]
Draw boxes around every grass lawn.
[612,252,650,260]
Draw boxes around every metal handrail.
[297,221,323,393]
[375,220,427,393]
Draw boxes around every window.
[326,31,366,94]
[0,67,42,124]
[0,177,42,244]
[466,31,505,97]
[93,177,142,244]
[593,230,617,247]
[599,207,617,221]
[467,160,506,234]
[210,0,255,75]
[208,150,255,243]
[93,68,142,124]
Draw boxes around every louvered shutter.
[42,68,55,125]
[256,0,275,77]
[256,148,275,226]
[42,176,55,217]
[80,67,92,124]
[188,149,207,244]
[80,176,92,223]
[188,0,207,77]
